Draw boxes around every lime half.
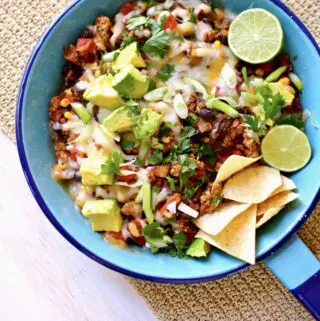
[261,125,312,172]
[228,9,284,64]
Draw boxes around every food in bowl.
[49,0,311,263]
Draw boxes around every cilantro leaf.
[210,197,223,204]
[121,140,136,151]
[157,64,175,82]
[188,8,196,23]
[184,179,205,199]
[148,79,157,92]
[276,113,305,130]
[172,232,188,257]
[242,114,263,134]
[127,15,150,30]
[124,99,140,116]
[142,28,171,58]
[196,143,216,162]
[101,151,123,175]
[142,222,164,240]
[264,93,286,120]
[148,150,163,165]
[120,34,135,50]
[167,176,177,191]
[179,156,197,189]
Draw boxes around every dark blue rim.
[16,0,320,284]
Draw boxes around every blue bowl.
[16,0,320,283]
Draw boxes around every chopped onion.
[167,201,177,214]
[221,63,237,89]
[184,78,208,98]
[178,202,199,218]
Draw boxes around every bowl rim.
[16,0,320,284]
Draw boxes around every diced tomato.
[119,2,135,15]
[131,236,146,246]
[164,15,178,29]
[117,174,137,183]
[216,148,242,164]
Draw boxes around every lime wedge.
[261,125,311,172]
[228,9,284,64]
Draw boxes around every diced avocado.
[142,182,154,223]
[112,65,149,99]
[82,199,122,232]
[186,239,211,258]
[113,42,146,70]
[103,106,138,133]
[83,75,124,109]
[266,81,295,106]
[80,155,113,186]
[133,108,162,140]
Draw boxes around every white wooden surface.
[0,131,158,321]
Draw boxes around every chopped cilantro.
[142,28,171,58]
[172,232,188,257]
[124,99,140,116]
[184,179,205,199]
[148,150,163,165]
[101,151,123,175]
[148,79,157,92]
[120,34,135,50]
[167,176,177,191]
[179,156,197,189]
[242,114,263,135]
[142,222,164,240]
[188,8,196,23]
[263,93,285,120]
[210,197,223,204]
[127,15,150,30]
[157,64,175,82]
[196,143,216,162]
[276,113,305,130]
[121,140,136,151]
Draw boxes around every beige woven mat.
[1,0,319,320]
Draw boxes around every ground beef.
[186,93,207,114]
[95,16,112,51]
[121,201,143,218]
[49,96,64,122]
[64,38,98,65]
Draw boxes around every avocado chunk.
[265,81,295,106]
[83,75,124,109]
[113,42,146,70]
[133,108,162,140]
[186,239,211,258]
[103,106,138,133]
[80,155,113,186]
[112,64,149,99]
[82,199,122,232]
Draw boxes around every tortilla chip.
[256,207,284,228]
[257,191,299,216]
[270,176,296,196]
[196,205,257,264]
[215,155,261,183]
[194,202,251,236]
[222,166,282,204]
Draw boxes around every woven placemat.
[1,0,319,320]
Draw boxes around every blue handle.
[264,234,320,320]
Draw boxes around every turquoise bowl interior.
[16,0,320,283]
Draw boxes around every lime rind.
[228,8,284,64]
[261,125,312,172]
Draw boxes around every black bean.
[199,109,215,121]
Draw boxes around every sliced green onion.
[241,66,249,88]
[144,87,168,101]
[207,99,239,118]
[71,102,91,124]
[173,93,188,119]
[289,72,303,92]
[265,66,287,83]
[135,186,143,203]
[142,182,154,223]
[210,96,238,108]
[184,78,208,98]
[221,63,237,88]
[102,50,120,62]
[138,139,151,162]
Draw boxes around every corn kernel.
[279,77,290,86]
[213,40,221,49]
[60,98,70,107]
[65,88,73,96]
[58,162,68,170]
[255,69,264,77]
[95,70,101,78]
[64,111,73,120]
[246,87,256,94]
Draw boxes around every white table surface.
[0,131,158,321]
